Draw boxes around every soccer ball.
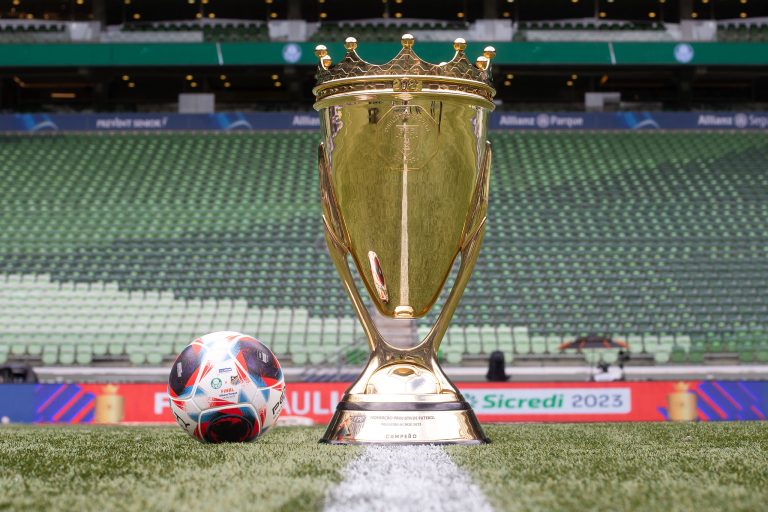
[168,331,285,443]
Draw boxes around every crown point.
[483,46,496,60]
[401,33,415,48]
[320,54,332,70]
[453,38,467,52]
[314,45,328,58]
[344,37,358,51]
[475,55,489,70]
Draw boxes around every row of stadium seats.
[718,23,768,42]
[2,21,767,44]
[1,24,64,32]
[0,131,766,366]
[10,275,764,367]
[518,21,664,31]
[0,23,67,43]
[311,21,467,42]
[122,22,269,42]
[0,277,365,366]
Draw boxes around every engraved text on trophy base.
[324,408,485,444]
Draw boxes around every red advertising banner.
[43,380,763,425]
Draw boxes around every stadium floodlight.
[312,35,496,444]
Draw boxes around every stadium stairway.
[0,132,767,367]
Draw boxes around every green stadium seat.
[0,131,766,366]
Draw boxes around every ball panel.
[264,383,286,431]
[233,337,283,387]
[198,405,260,443]
[168,342,205,399]
[169,397,200,438]
[192,350,247,411]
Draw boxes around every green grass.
[0,425,359,512]
[448,423,768,512]
[1,423,766,512]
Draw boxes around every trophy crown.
[312,34,496,104]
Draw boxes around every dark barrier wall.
[1,111,768,132]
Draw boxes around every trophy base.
[320,400,489,445]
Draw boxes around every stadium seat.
[0,132,766,366]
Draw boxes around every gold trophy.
[313,34,495,444]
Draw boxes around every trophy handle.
[421,140,492,353]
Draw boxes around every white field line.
[325,445,493,512]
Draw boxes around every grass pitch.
[1,423,766,512]
[452,423,768,512]
[0,425,359,512]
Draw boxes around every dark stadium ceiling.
[0,0,767,22]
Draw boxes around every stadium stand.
[718,22,768,42]
[1,131,766,367]
[517,21,665,31]
[513,20,675,42]
[0,23,67,43]
[310,20,468,42]
[123,22,269,42]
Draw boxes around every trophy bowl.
[313,34,495,444]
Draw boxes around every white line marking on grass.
[325,445,493,512]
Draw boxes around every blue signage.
[0,111,766,133]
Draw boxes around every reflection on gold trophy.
[668,382,697,422]
[95,384,124,424]
[313,34,495,444]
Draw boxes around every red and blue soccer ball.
[168,331,285,443]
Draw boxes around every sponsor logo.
[210,378,222,390]
[697,113,768,129]
[219,387,237,398]
[461,388,631,414]
[546,115,584,128]
[282,389,343,416]
[536,113,550,129]
[258,351,270,364]
[673,43,694,64]
[340,414,365,439]
[498,115,536,127]
[291,114,320,127]
[282,43,302,64]
[94,116,169,130]
[218,367,232,374]
[749,114,768,128]
[154,392,171,415]
[697,114,734,127]
[497,114,585,129]
[272,389,286,416]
